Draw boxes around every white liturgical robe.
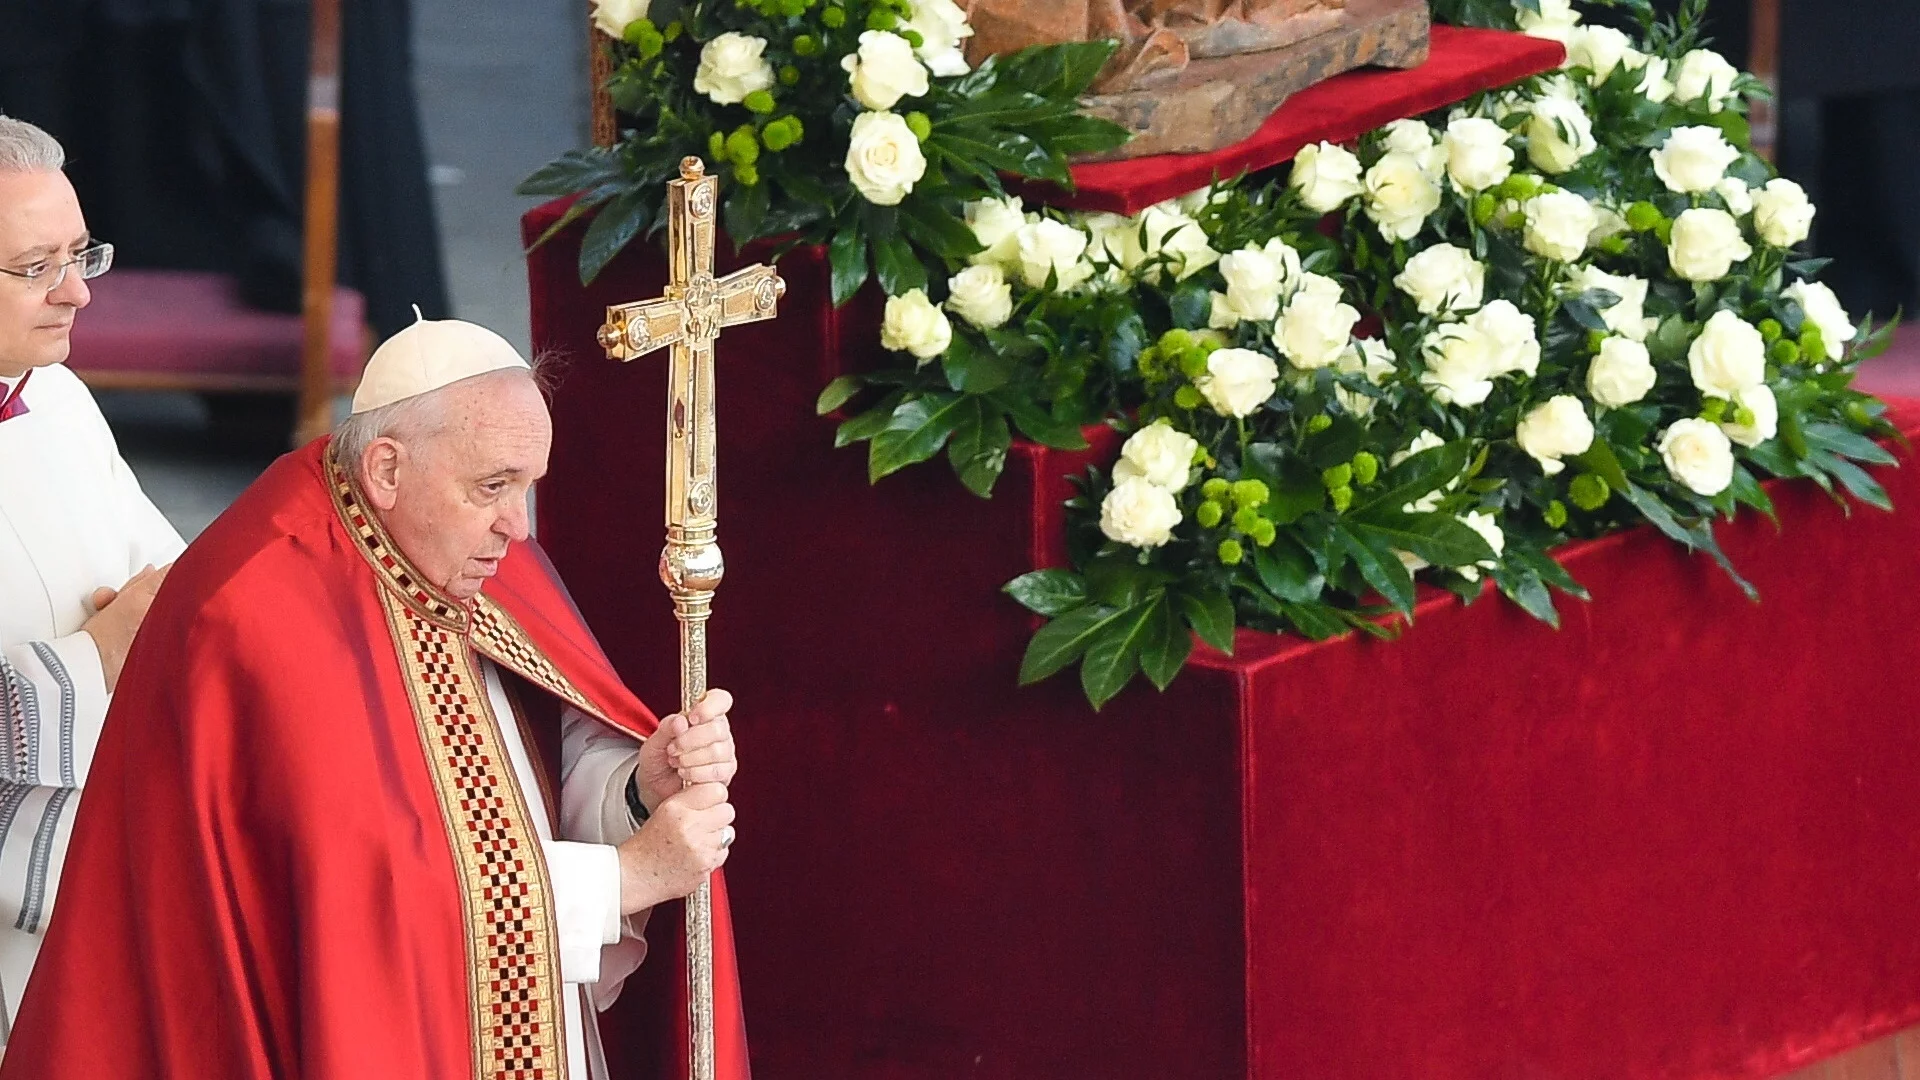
[0,363,184,1035]
[481,660,650,1080]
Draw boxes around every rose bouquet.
[522,0,1128,288]
[826,0,1901,706]
[532,0,1902,710]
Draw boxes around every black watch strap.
[625,769,650,824]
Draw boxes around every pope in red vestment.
[1,323,749,1079]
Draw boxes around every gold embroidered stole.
[329,453,606,1080]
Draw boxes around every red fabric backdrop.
[526,199,1920,1080]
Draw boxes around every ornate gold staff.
[596,157,784,1080]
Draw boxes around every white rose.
[1128,204,1219,283]
[1014,218,1093,291]
[1586,336,1658,407]
[1393,429,1447,467]
[1273,286,1361,372]
[1783,280,1857,360]
[1457,509,1506,580]
[1658,418,1736,496]
[1752,178,1815,248]
[841,31,931,111]
[1215,242,1293,324]
[1442,117,1515,193]
[1627,53,1675,104]
[844,110,928,206]
[1720,383,1779,448]
[591,0,650,39]
[901,0,974,77]
[1515,394,1596,476]
[1291,141,1365,214]
[1100,478,1183,549]
[1517,0,1580,46]
[1687,309,1767,398]
[1081,211,1131,268]
[1420,323,1496,408]
[1716,177,1753,216]
[1394,243,1486,317]
[1364,152,1443,242]
[1523,190,1596,262]
[1589,203,1630,245]
[944,264,1012,330]
[1567,265,1655,341]
[1200,347,1280,418]
[693,32,776,106]
[1470,299,1542,377]
[1667,207,1753,282]
[1113,421,1200,491]
[1381,118,1436,156]
[1652,125,1742,194]
[1526,83,1597,175]
[1335,337,1398,417]
[1567,26,1633,85]
[879,288,953,361]
[1674,48,1740,112]
[966,196,1027,269]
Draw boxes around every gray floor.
[103,0,587,539]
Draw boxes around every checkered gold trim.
[379,587,567,1080]
[327,450,466,631]
[470,597,607,726]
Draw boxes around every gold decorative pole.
[596,157,784,1080]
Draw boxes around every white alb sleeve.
[558,706,650,1010]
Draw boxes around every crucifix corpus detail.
[595,155,784,1080]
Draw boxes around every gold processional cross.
[596,156,784,1080]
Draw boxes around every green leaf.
[869,394,970,482]
[1352,514,1497,569]
[1333,526,1417,615]
[723,179,774,245]
[1824,454,1894,511]
[1254,538,1325,603]
[1079,600,1156,709]
[1563,296,1611,333]
[1004,569,1088,617]
[1350,441,1472,520]
[1280,600,1351,640]
[1802,422,1897,467]
[898,198,985,261]
[1176,589,1237,655]
[1648,314,1692,365]
[816,375,864,416]
[1576,439,1633,496]
[829,225,870,306]
[577,187,654,285]
[1137,598,1192,692]
[1105,309,1149,376]
[1168,278,1212,330]
[1622,482,1693,546]
[941,333,1015,394]
[1018,604,1125,686]
[517,148,626,197]
[1496,566,1560,628]
[947,398,1012,497]
[873,231,929,297]
[994,393,1090,450]
[834,392,905,448]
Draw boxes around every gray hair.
[0,116,65,174]
[330,357,558,472]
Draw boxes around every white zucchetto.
[350,312,531,414]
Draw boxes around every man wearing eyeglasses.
[0,115,183,1043]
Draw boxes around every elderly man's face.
[368,372,551,599]
[0,170,93,378]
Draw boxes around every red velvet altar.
[1034,25,1564,214]
[526,194,1920,1078]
